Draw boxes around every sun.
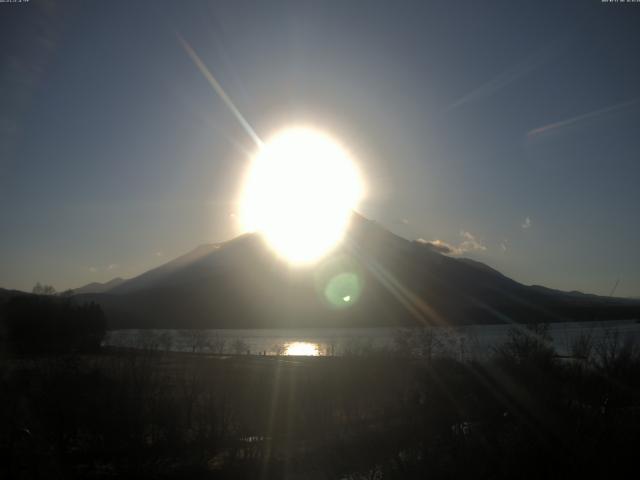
[284,341,320,356]
[239,127,363,265]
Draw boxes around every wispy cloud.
[521,217,532,229]
[155,251,164,257]
[446,47,556,112]
[400,218,409,225]
[527,97,640,141]
[89,264,120,273]
[417,230,486,256]
[459,230,486,253]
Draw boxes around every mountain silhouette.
[77,214,640,329]
[73,277,126,295]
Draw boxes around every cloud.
[500,240,508,252]
[155,251,164,257]
[459,230,487,253]
[88,264,119,273]
[447,47,556,112]
[522,217,532,229]
[416,238,457,255]
[527,97,640,141]
[400,218,409,225]
[416,231,486,256]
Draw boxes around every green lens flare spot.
[324,272,362,309]
[314,254,365,310]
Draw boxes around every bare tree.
[231,338,249,355]
[32,282,56,295]
[210,333,227,355]
[186,329,210,353]
[272,343,285,356]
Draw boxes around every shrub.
[493,322,555,367]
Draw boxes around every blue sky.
[1,0,639,297]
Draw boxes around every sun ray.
[176,32,263,148]
[345,237,447,327]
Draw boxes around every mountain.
[110,244,221,294]
[76,213,640,330]
[73,277,126,295]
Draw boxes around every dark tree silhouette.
[31,282,56,295]
[4,295,106,353]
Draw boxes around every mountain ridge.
[73,213,640,329]
[73,277,126,295]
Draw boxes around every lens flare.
[240,128,363,265]
[324,272,362,309]
[314,254,364,310]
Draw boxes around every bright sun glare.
[240,128,363,265]
[284,341,320,356]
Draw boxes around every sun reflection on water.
[284,341,320,356]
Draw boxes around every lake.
[103,319,640,358]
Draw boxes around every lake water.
[103,319,640,359]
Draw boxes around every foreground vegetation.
[1,321,640,479]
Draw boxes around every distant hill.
[0,288,31,337]
[75,214,640,330]
[73,277,126,295]
[0,288,29,304]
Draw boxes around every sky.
[1,0,639,297]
